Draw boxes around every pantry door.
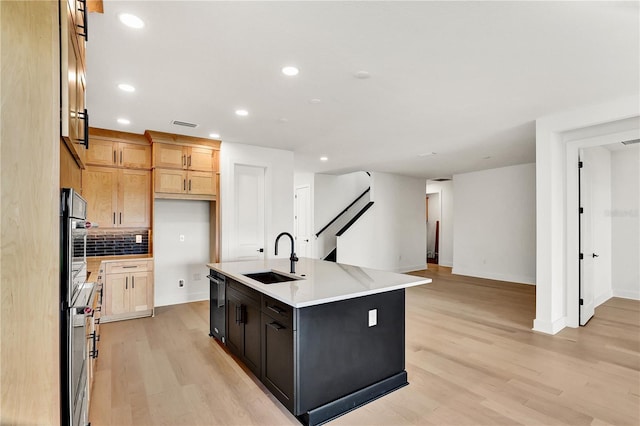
[234,165,266,260]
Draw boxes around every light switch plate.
[179,234,185,242]
[135,234,142,244]
[368,309,377,327]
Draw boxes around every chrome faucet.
[275,232,298,274]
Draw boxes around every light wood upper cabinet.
[153,143,214,172]
[61,0,88,166]
[86,138,151,169]
[119,169,151,228]
[82,167,150,228]
[82,167,118,227]
[154,170,216,197]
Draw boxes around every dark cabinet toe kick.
[298,371,408,426]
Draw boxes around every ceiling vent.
[621,138,640,146]
[432,178,452,182]
[171,120,198,128]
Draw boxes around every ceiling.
[86,1,639,178]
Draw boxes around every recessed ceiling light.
[118,13,144,29]
[117,118,130,125]
[320,156,328,162]
[417,152,437,157]
[235,109,249,117]
[309,98,322,104]
[118,83,135,92]
[282,66,299,76]
[209,133,220,139]
[354,70,371,79]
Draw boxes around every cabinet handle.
[113,150,116,164]
[267,321,285,331]
[126,276,128,290]
[94,318,100,325]
[183,179,186,191]
[188,155,191,167]
[267,305,285,315]
[120,150,123,165]
[76,109,89,149]
[183,155,186,167]
[235,305,241,324]
[113,212,116,225]
[189,179,191,191]
[122,265,138,269]
[77,0,88,40]
[119,212,122,224]
[132,276,135,289]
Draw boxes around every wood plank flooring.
[90,266,640,425]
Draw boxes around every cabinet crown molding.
[145,129,221,149]
[89,127,150,146]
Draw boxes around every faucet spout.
[275,232,298,274]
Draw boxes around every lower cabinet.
[225,279,261,376]
[261,311,294,412]
[101,259,154,322]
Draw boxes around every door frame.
[294,184,313,259]
[565,128,637,327]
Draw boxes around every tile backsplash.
[82,229,149,257]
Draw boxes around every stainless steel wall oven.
[60,188,95,426]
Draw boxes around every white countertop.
[206,258,431,308]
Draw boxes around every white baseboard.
[612,289,640,300]
[533,316,567,335]
[398,264,428,273]
[452,267,535,285]
[594,289,613,308]
[155,291,209,307]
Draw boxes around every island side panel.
[294,289,406,415]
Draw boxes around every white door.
[579,149,595,325]
[294,185,312,258]
[234,165,265,260]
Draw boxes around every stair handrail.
[315,187,371,238]
[335,201,374,237]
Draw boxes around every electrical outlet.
[368,309,377,327]
[179,279,185,287]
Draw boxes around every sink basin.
[243,271,301,284]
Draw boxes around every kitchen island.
[206,257,431,426]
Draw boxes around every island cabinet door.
[243,303,262,377]
[226,292,244,357]
[261,313,294,412]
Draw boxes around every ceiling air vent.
[621,138,640,146]
[432,178,452,182]
[171,120,198,128]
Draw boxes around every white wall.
[426,180,454,267]
[337,172,426,272]
[221,142,294,261]
[611,145,640,300]
[452,164,536,284]
[535,94,640,334]
[314,171,370,232]
[153,200,210,306]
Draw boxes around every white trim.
[594,289,613,308]
[155,291,208,307]
[613,289,640,300]
[532,316,566,335]
[452,268,535,285]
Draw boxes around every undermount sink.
[243,271,301,284]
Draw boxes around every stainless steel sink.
[243,271,301,284]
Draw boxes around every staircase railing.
[315,187,370,237]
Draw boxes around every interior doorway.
[426,192,441,264]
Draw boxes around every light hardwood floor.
[90,266,640,425]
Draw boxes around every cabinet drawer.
[106,260,152,274]
[262,295,293,329]
[227,279,261,306]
